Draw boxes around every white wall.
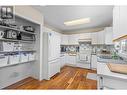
[15,6,43,24]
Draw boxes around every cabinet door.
[92,31,105,45]
[55,32,61,58]
[119,6,127,38]
[97,30,105,44]
[68,35,78,45]
[61,35,68,45]
[113,6,120,40]
[60,56,66,68]
[113,6,127,40]
[78,33,91,39]
[67,56,76,64]
[92,32,98,44]
[101,77,127,89]
[105,27,113,45]
[91,55,97,69]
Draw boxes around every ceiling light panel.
[64,18,90,26]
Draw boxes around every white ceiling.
[34,5,113,32]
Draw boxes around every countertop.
[97,57,127,64]
[60,52,77,57]
[97,62,127,81]
[97,54,127,80]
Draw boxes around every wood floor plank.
[4,66,97,90]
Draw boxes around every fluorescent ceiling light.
[64,18,90,26]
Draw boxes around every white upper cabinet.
[105,27,113,45]
[97,30,105,44]
[91,32,98,44]
[61,29,113,45]
[68,34,79,45]
[77,33,91,40]
[113,6,120,40]
[61,33,92,45]
[119,6,127,37]
[61,30,113,45]
[113,6,127,40]
[61,34,69,45]
[92,30,105,45]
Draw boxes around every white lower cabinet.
[49,58,60,79]
[97,62,127,90]
[91,55,97,69]
[97,76,127,89]
[60,53,97,69]
[113,6,127,40]
[60,55,66,68]
[66,54,76,65]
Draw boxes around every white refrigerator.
[43,28,61,80]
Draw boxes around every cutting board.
[107,63,127,74]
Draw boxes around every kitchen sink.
[99,55,112,59]
[97,55,126,64]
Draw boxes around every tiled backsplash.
[61,44,114,54]
[92,45,114,53]
[61,45,79,52]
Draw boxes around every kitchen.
[0,5,127,90]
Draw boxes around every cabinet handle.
[99,77,104,90]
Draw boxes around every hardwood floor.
[4,66,97,90]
